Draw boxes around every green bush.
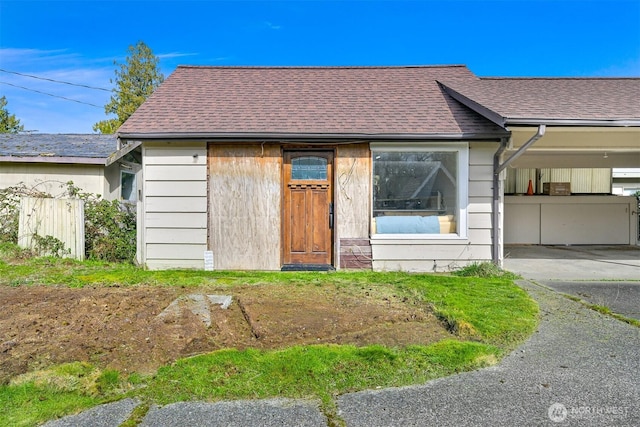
[0,183,50,242]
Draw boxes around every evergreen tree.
[0,96,25,134]
[93,41,164,134]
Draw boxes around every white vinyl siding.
[0,163,106,198]
[142,142,208,270]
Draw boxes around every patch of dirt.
[0,284,452,383]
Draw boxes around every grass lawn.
[0,244,538,427]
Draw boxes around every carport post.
[492,125,546,266]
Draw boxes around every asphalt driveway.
[540,281,640,321]
[504,245,640,322]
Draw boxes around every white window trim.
[370,142,469,240]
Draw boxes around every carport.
[440,77,640,264]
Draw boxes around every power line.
[0,81,104,108]
[0,68,111,92]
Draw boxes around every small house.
[117,66,640,271]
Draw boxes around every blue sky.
[1,0,639,133]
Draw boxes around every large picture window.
[372,145,467,237]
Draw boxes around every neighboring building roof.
[0,134,117,164]
[440,78,640,127]
[118,65,507,140]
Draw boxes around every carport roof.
[117,65,507,140]
[440,77,640,127]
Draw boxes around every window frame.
[370,142,469,240]
[120,170,137,202]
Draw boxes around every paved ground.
[44,245,640,426]
[503,245,640,281]
[504,244,640,321]
[540,281,640,321]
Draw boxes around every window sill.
[370,233,469,243]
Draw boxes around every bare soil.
[0,284,451,383]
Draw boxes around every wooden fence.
[18,197,85,260]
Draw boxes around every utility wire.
[0,81,103,108]
[0,68,111,92]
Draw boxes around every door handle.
[329,203,334,229]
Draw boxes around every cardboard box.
[543,182,571,196]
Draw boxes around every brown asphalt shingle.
[118,65,505,137]
[441,77,640,124]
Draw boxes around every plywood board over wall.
[335,144,373,269]
[208,143,282,270]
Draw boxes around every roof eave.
[505,118,640,127]
[117,131,507,142]
[0,156,108,165]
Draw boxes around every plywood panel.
[145,212,208,228]
[145,164,207,181]
[209,143,281,270]
[146,228,207,244]
[146,196,207,213]
[541,203,630,244]
[336,144,370,239]
[146,181,207,197]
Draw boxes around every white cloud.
[157,52,199,59]
[263,21,282,30]
[590,57,640,77]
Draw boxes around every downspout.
[492,124,546,266]
[496,124,546,175]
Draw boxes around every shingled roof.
[0,134,117,164]
[118,65,506,139]
[440,77,640,127]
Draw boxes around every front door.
[283,151,334,267]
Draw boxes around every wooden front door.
[283,151,334,266]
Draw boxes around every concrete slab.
[503,245,640,281]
